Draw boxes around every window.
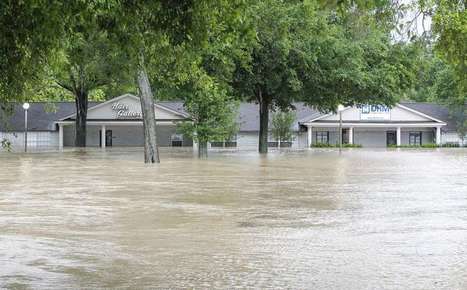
[171,134,183,147]
[409,132,422,146]
[316,131,329,144]
[211,135,237,148]
[210,141,224,148]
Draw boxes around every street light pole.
[339,110,342,153]
[23,102,30,152]
[337,104,344,153]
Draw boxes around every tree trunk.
[258,95,270,154]
[137,66,160,163]
[74,91,88,147]
[198,141,208,159]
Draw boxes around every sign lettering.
[111,102,142,119]
[357,104,390,120]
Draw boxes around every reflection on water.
[1,148,466,289]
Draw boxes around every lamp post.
[23,102,30,152]
[337,104,345,153]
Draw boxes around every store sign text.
[111,102,142,119]
[357,104,390,120]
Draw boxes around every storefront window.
[316,131,329,144]
[409,132,422,146]
[211,135,237,148]
[171,134,183,147]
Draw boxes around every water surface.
[1,148,466,289]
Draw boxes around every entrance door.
[99,130,113,147]
[342,129,349,144]
[386,131,396,146]
[105,130,113,147]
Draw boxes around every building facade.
[0,94,465,151]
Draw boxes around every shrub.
[442,143,460,147]
[388,144,439,148]
[311,142,333,148]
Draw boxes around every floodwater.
[0,148,466,289]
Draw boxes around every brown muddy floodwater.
[0,148,466,289]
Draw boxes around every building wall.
[237,132,258,150]
[62,124,193,147]
[1,127,460,151]
[353,129,387,147]
[443,132,467,146]
[0,131,59,151]
[307,127,437,147]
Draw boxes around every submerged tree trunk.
[198,140,208,159]
[258,91,270,154]
[137,66,160,163]
[74,91,88,147]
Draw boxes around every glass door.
[386,131,396,146]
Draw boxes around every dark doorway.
[99,130,113,147]
[342,129,349,144]
[386,131,396,146]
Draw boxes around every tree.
[271,111,295,148]
[410,0,466,144]
[233,0,416,153]
[432,0,466,88]
[433,64,467,144]
[52,26,128,147]
[101,0,247,163]
[178,74,238,158]
[0,1,67,104]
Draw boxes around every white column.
[58,124,64,149]
[396,127,401,146]
[349,127,353,145]
[307,126,312,147]
[436,126,441,145]
[101,125,106,148]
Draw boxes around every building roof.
[400,102,455,131]
[0,100,457,132]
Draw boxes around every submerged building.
[0,94,464,151]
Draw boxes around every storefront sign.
[111,102,142,119]
[358,104,390,120]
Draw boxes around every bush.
[388,143,439,148]
[421,143,438,148]
[343,143,362,148]
[442,143,460,147]
[311,142,333,148]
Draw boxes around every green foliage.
[432,0,466,89]
[407,45,466,141]
[177,74,239,144]
[1,138,12,152]
[51,23,131,99]
[271,111,295,142]
[234,0,417,111]
[388,143,439,148]
[0,1,70,103]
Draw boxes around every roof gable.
[61,94,187,121]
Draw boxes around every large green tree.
[0,1,87,104]
[101,0,246,163]
[271,111,295,148]
[178,74,238,158]
[52,25,128,147]
[233,0,416,153]
[411,0,466,143]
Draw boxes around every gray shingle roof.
[0,102,97,131]
[400,102,457,131]
[0,100,457,132]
